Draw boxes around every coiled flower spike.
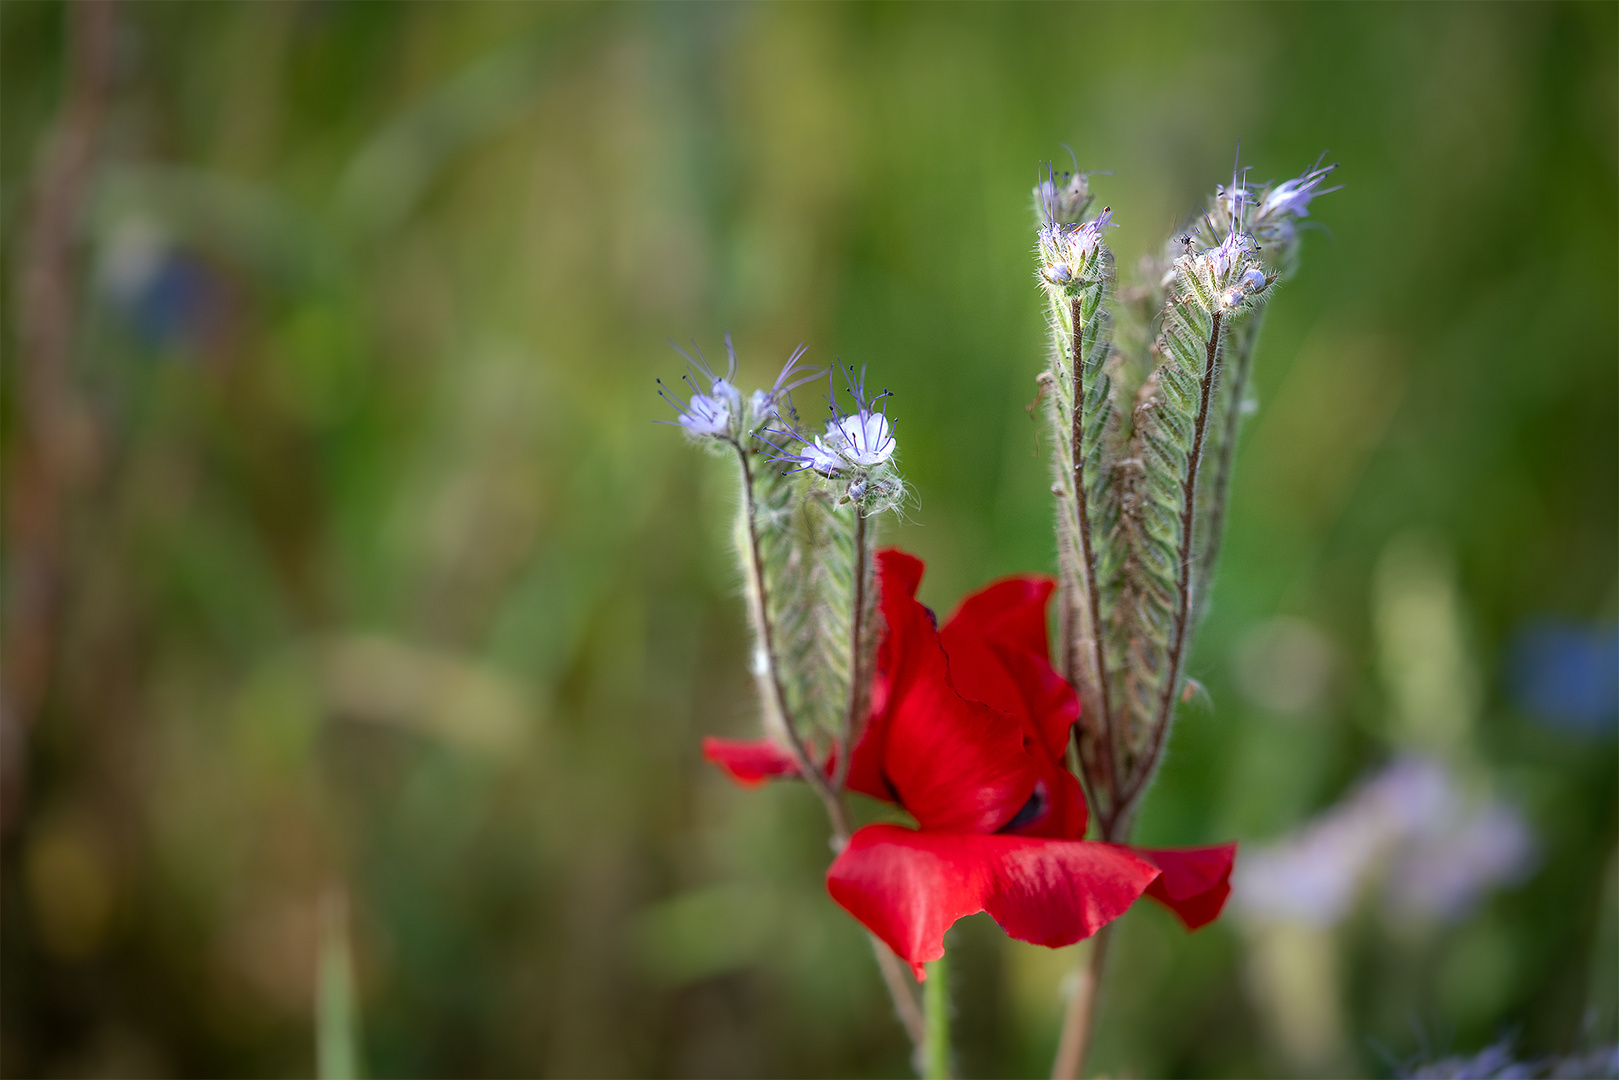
[658,338,743,439]
[658,336,821,442]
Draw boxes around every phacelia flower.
[824,409,896,469]
[1038,208,1117,290]
[1245,155,1341,248]
[659,339,744,439]
[659,338,821,442]
[1198,152,1340,263]
[704,550,1237,976]
[1261,156,1340,221]
[1180,218,1274,314]
[750,342,820,423]
[767,365,897,478]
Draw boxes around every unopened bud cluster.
[1031,150,1338,834]
[1181,229,1275,314]
[1038,209,1117,292]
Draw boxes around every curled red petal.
[945,576,1054,658]
[863,552,1036,832]
[701,737,802,788]
[843,550,925,804]
[1127,843,1238,930]
[827,824,1161,979]
[939,575,1087,838]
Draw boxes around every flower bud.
[1037,208,1117,292]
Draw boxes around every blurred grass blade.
[318,889,363,1080]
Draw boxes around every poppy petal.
[701,737,802,787]
[937,575,1087,838]
[1127,843,1238,930]
[944,576,1054,669]
[865,554,1038,832]
[842,550,926,804]
[942,577,1081,763]
[827,824,1161,979]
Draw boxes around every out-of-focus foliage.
[2,3,1613,1077]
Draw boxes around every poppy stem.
[924,953,953,1079]
[869,935,927,1052]
[1050,924,1113,1080]
[733,440,852,841]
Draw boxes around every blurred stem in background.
[1,0,118,832]
[317,887,363,1080]
[1050,927,1110,1080]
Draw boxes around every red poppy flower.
[704,549,1235,977]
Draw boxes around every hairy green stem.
[924,954,952,1080]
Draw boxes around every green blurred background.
[2,2,1615,1076]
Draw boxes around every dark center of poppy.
[998,780,1049,833]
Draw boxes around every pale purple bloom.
[750,342,820,422]
[1232,756,1536,927]
[791,439,848,477]
[659,338,743,438]
[1263,158,1341,220]
[766,365,897,477]
[1039,208,1117,287]
[1204,227,1258,278]
[825,410,895,468]
[660,338,820,440]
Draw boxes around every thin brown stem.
[1068,293,1119,815]
[734,443,851,841]
[869,934,927,1049]
[1050,923,1115,1080]
[1120,311,1222,810]
[2,0,118,832]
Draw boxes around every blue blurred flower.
[1509,622,1619,735]
[100,218,230,353]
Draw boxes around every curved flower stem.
[924,954,953,1080]
[1050,924,1114,1080]
[1119,310,1223,811]
[732,445,924,1060]
[732,441,851,841]
[2,0,117,835]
